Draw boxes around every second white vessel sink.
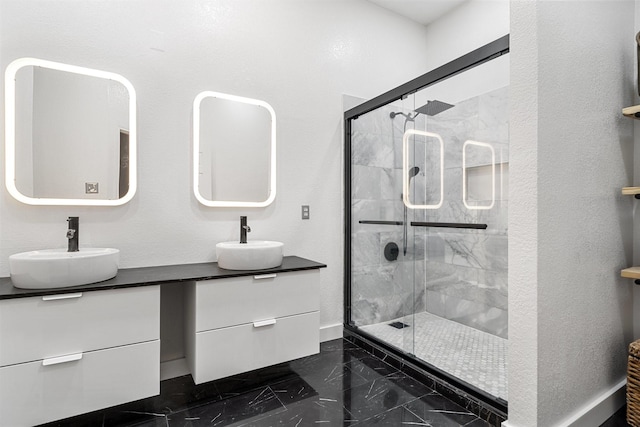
[216,241,283,270]
[9,248,119,289]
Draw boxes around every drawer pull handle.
[42,353,83,366]
[254,273,277,280]
[42,293,83,301]
[253,319,276,328]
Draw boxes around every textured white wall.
[508,1,540,424]
[509,1,635,426]
[0,0,433,331]
[634,0,640,355]
[423,0,510,70]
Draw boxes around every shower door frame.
[343,35,510,413]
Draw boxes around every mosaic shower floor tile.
[360,311,508,400]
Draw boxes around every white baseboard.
[320,323,343,342]
[160,357,190,381]
[502,378,626,427]
[561,378,626,427]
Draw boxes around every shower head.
[415,100,455,117]
[389,111,415,120]
[391,100,454,121]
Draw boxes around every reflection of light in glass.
[463,140,495,210]
[402,129,443,210]
[193,91,276,208]
[4,57,137,206]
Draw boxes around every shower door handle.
[359,220,403,225]
[410,221,487,230]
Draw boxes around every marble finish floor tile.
[40,338,495,427]
[350,392,484,427]
[361,311,508,400]
[168,386,285,426]
[341,371,434,424]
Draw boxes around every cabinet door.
[0,285,160,367]
[193,270,320,332]
[0,340,160,427]
[191,311,319,384]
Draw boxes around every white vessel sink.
[216,241,283,270]
[9,248,119,289]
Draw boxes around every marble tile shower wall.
[351,101,424,328]
[422,86,508,339]
[350,86,509,339]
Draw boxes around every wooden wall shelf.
[622,267,640,282]
[622,187,640,198]
[623,105,640,119]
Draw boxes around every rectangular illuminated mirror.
[402,129,444,209]
[193,91,276,208]
[4,58,136,206]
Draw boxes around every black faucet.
[67,217,79,252]
[240,216,251,244]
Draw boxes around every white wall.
[423,0,510,70]
[507,1,539,423]
[0,0,433,334]
[509,1,635,426]
[634,0,640,360]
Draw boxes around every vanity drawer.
[0,339,160,427]
[191,311,319,384]
[192,270,319,332]
[0,285,159,367]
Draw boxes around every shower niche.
[344,36,510,413]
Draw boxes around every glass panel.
[403,130,444,209]
[349,93,418,357]
[347,49,509,404]
[411,53,509,401]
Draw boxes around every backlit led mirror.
[193,91,276,208]
[403,129,444,209]
[4,58,136,206]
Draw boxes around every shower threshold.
[360,311,507,402]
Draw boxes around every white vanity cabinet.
[0,285,160,427]
[185,270,320,384]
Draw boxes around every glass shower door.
[345,35,510,409]
[348,93,418,358]
[405,55,509,402]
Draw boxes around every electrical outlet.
[301,205,310,220]
[85,182,99,194]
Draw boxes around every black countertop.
[0,256,326,300]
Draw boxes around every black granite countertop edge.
[0,256,326,300]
